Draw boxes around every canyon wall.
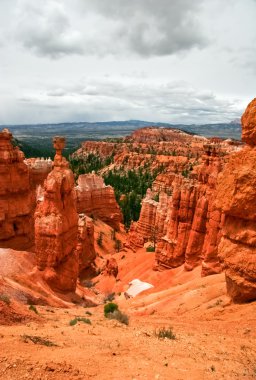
[76,173,122,230]
[25,157,53,189]
[216,98,256,302]
[128,143,227,276]
[156,144,224,275]
[0,129,34,250]
[72,128,209,175]
[75,141,118,159]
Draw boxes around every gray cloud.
[14,0,207,58]
[83,0,207,57]
[15,0,83,58]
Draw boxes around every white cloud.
[7,77,243,124]
[0,0,255,124]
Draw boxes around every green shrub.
[153,193,159,202]
[0,294,11,305]
[69,317,91,326]
[146,245,155,252]
[77,317,91,325]
[155,327,175,340]
[106,309,129,325]
[29,305,39,314]
[69,318,78,326]
[182,169,189,178]
[104,302,118,316]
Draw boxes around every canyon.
[0,100,255,379]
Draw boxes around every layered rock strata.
[76,214,95,273]
[216,98,256,302]
[0,129,34,250]
[155,145,224,274]
[35,137,79,292]
[25,158,53,189]
[128,190,170,251]
[128,142,226,275]
[76,173,122,230]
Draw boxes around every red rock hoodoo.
[216,98,256,302]
[0,129,34,250]
[76,213,96,273]
[76,173,122,231]
[35,137,79,292]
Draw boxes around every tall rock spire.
[35,136,79,292]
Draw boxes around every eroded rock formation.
[35,137,79,292]
[0,129,34,250]
[25,157,53,189]
[155,176,198,269]
[155,144,225,274]
[76,214,96,273]
[72,127,208,176]
[128,189,170,251]
[127,142,227,276]
[76,173,122,230]
[216,98,256,302]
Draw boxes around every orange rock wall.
[76,214,95,273]
[25,158,53,189]
[76,174,122,230]
[128,143,225,276]
[155,146,224,274]
[216,98,256,302]
[128,190,170,251]
[0,129,34,250]
[216,147,256,302]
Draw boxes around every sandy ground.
[0,280,255,380]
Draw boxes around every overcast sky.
[0,0,255,125]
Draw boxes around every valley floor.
[0,284,255,380]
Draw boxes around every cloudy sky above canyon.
[0,0,255,124]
